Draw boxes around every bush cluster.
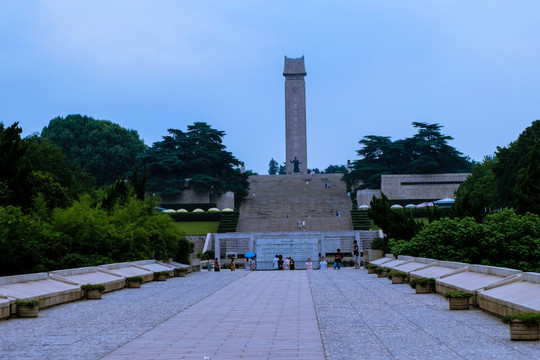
[389,209,540,272]
[0,195,193,276]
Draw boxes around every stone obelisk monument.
[284,56,307,175]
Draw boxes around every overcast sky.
[1,1,539,174]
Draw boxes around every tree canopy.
[139,122,249,202]
[41,114,147,186]
[454,120,540,218]
[343,122,473,190]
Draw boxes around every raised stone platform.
[409,260,469,280]
[436,264,522,306]
[0,272,81,316]
[130,260,175,277]
[238,174,353,232]
[99,262,155,283]
[50,267,126,293]
[478,272,540,316]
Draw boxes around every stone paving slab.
[310,268,540,360]
[102,271,325,360]
[0,271,248,360]
[1,268,540,359]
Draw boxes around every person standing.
[353,240,360,269]
[214,258,220,272]
[278,255,284,270]
[273,255,279,270]
[319,256,327,270]
[333,249,342,270]
[284,257,290,270]
[290,257,295,270]
[230,258,236,271]
[306,258,313,270]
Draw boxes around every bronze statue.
[290,157,301,173]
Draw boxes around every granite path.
[1,268,540,359]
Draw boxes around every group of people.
[243,257,256,271]
[304,250,339,271]
[273,255,296,270]
[213,240,361,272]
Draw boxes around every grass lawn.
[173,222,219,235]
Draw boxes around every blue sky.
[1,1,539,174]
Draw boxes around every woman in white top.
[306,258,313,270]
[284,257,290,270]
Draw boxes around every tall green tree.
[453,156,498,220]
[139,122,249,202]
[268,158,279,175]
[41,114,147,186]
[455,120,540,217]
[0,122,33,209]
[493,120,540,214]
[24,135,95,200]
[344,123,472,190]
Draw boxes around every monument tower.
[284,56,307,175]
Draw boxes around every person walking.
[230,258,236,271]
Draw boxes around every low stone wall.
[436,265,522,305]
[50,267,126,293]
[0,297,11,319]
[478,273,540,317]
[0,273,81,314]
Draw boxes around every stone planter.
[377,270,388,278]
[17,304,39,318]
[391,276,405,284]
[127,280,141,288]
[415,283,431,294]
[175,269,187,277]
[155,274,167,281]
[448,297,469,310]
[367,268,376,274]
[86,289,102,300]
[508,320,540,341]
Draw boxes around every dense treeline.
[454,120,540,219]
[0,119,208,276]
[0,195,192,276]
[374,120,540,272]
[388,210,540,272]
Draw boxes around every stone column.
[284,56,308,175]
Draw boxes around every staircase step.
[238,174,352,232]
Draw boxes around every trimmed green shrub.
[409,277,435,289]
[14,299,40,307]
[443,290,473,299]
[502,312,540,326]
[387,271,407,279]
[81,284,106,292]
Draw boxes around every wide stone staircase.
[237,174,352,232]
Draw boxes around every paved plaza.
[1,269,539,359]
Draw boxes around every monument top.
[283,56,307,76]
